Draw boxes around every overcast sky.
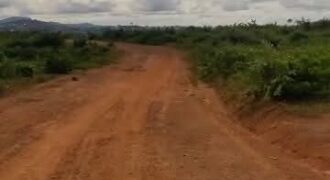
[0,0,330,25]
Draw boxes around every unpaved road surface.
[0,44,328,180]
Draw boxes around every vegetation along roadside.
[0,32,116,96]
[102,19,330,114]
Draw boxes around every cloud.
[141,0,178,12]
[250,0,276,2]
[280,0,330,11]
[222,0,250,11]
[0,0,10,8]
[10,0,114,15]
[56,0,113,14]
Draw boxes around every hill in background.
[0,16,105,33]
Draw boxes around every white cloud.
[280,0,330,11]
[140,0,178,12]
[222,0,249,11]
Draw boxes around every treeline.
[0,32,115,95]
[101,19,330,102]
[101,26,177,45]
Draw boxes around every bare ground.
[241,104,330,174]
[0,43,328,180]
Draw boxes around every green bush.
[45,58,73,74]
[107,41,114,47]
[0,82,5,96]
[6,39,32,48]
[192,42,330,101]
[221,30,261,44]
[16,64,34,77]
[4,47,38,60]
[241,55,330,100]
[0,52,6,62]
[33,33,64,48]
[0,60,17,78]
[290,32,309,42]
[196,47,249,80]
[0,32,115,95]
[73,38,87,47]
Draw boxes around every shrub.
[16,64,34,77]
[251,56,330,100]
[33,33,64,48]
[73,38,87,47]
[45,58,73,74]
[262,33,282,49]
[4,47,38,60]
[0,60,17,78]
[107,41,114,47]
[251,60,294,99]
[193,43,330,101]
[290,32,309,42]
[6,39,32,48]
[0,31,115,95]
[222,30,260,44]
[0,52,6,62]
[0,82,5,96]
[196,47,249,81]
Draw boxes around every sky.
[0,0,330,26]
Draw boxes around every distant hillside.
[0,16,105,33]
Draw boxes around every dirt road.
[0,43,328,180]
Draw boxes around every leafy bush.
[0,82,5,96]
[103,28,176,45]
[6,39,32,48]
[192,42,330,101]
[4,47,38,60]
[107,41,114,47]
[0,32,115,96]
[0,60,17,78]
[73,38,87,47]
[45,58,73,74]
[0,52,6,62]
[16,64,34,77]
[33,33,64,48]
[290,32,309,42]
[196,47,248,80]
[223,30,260,44]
